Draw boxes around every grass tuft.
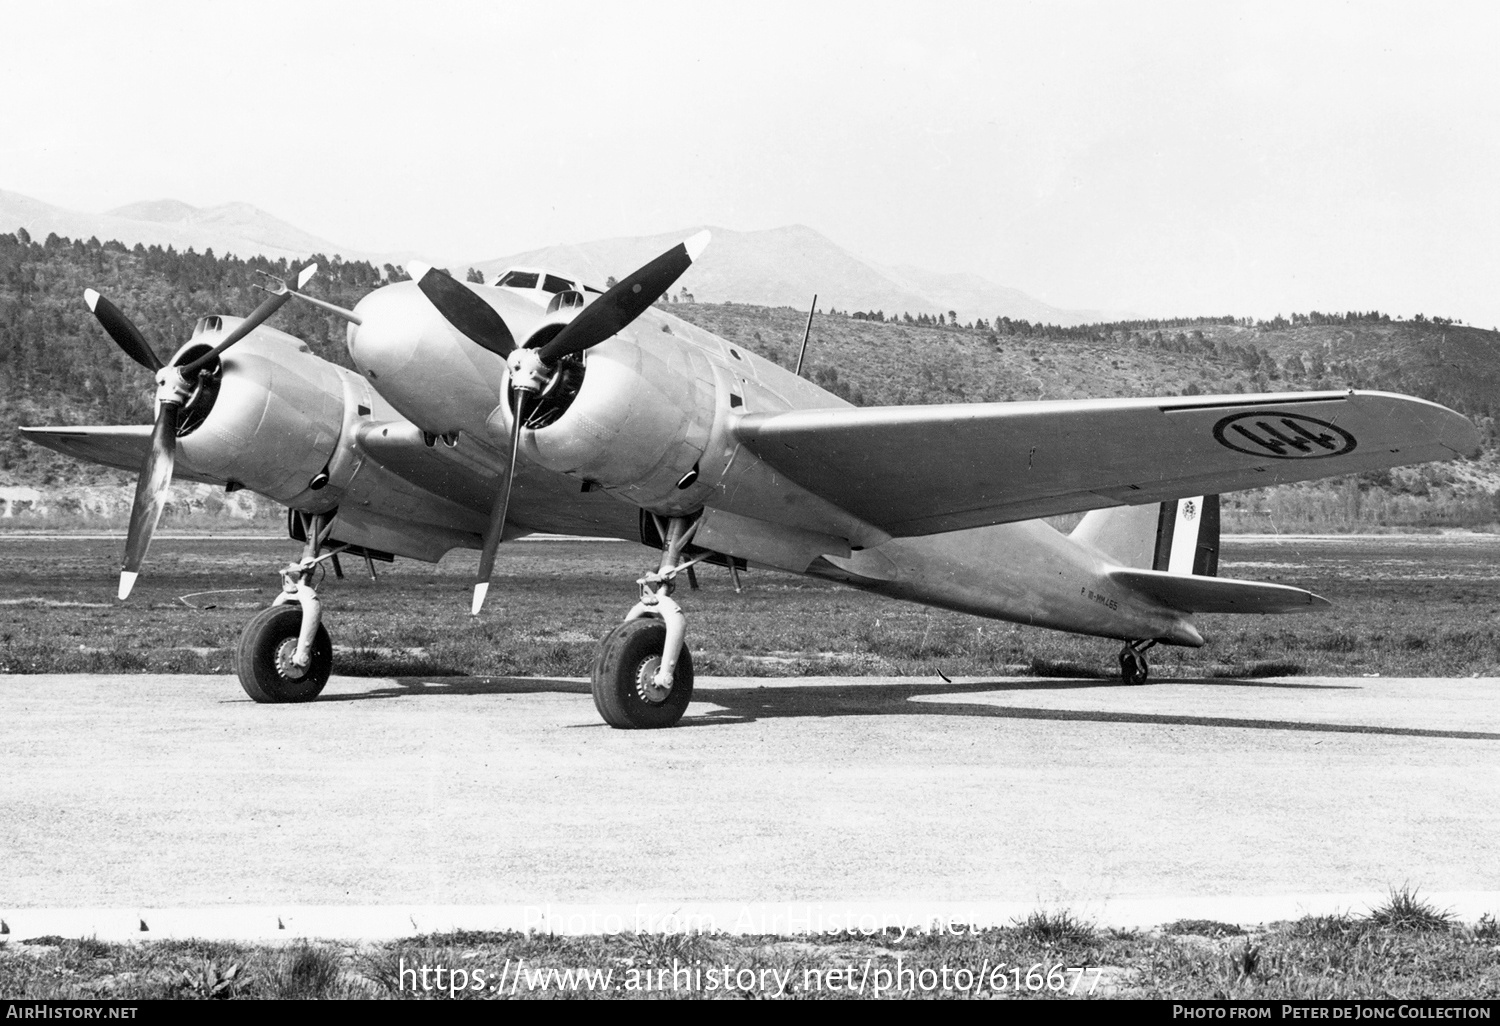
[275,943,344,998]
[1013,909,1096,944]
[1366,885,1455,932]
[66,938,112,960]
[1230,941,1262,980]
[176,958,243,1000]
[1282,913,1361,940]
[1162,919,1246,938]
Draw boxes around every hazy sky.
[4,1,1499,325]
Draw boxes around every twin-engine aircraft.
[22,233,1482,727]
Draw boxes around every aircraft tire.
[236,605,332,704]
[1118,648,1149,686]
[591,618,694,729]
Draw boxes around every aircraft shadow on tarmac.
[321,676,1500,741]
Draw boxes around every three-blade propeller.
[409,231,710,613]
[87,265,317,599]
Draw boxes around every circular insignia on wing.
[1213,411,1356,459]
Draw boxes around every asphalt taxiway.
[3,672,1497,938]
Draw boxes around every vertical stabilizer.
[1073,496,1220,576]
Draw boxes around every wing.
[733,390,1481,537]
[19,425,224,485]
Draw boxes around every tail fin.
[1079,496,1326,614]
[1072,495,1219,575]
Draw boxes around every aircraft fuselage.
[345,278,1203,646]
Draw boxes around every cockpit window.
[497,270,539,289]
[542,274,576,294]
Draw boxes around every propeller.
[409,261,515,358]
[536,231,709,363]
[410,232,711,613]
[87,264,317,599]
[85,290,163,373]
[470,390,531,615]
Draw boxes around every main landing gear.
[236,512,344,703]
[1118,639,1156,686]
[592,515,706,729]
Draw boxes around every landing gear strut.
[1118,639,1156,686]
[236,512,344,703]
[591,515,705,729]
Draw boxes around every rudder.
[1152,495,1219,576]
[1072,495,1219,575]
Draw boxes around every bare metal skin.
[22,240,1482,721]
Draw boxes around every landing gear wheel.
[591,618,694,729]
[1118,646,1149,686]
[236,605,332,703]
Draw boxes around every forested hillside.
[4,228,1499,529]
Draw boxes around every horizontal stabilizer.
[19,426,222,485]
[1108,567,1329,614]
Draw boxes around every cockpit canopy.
[493,267,602,294]
[492,266,600,313]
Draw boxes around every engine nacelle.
[516,334,718,510]
[174,332,349,509]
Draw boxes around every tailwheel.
[236,605,332,703]
[1118,641,1154,686]
[591,618,694,729]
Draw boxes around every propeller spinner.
[88,265,317,599]
[410,231,710,614]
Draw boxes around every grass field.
[2,894,1495,999]
[2,533,1499,681]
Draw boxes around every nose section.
[347,281,434,381]
[346,281,509,435]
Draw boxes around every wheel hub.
[274,637,308,681]
[634,656,671,704]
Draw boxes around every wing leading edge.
[19,425,224,485]
[733,390,1481,537]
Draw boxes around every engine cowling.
[173,332,349,509]
[513,333,719,511]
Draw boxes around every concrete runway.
[3,672,1499,939]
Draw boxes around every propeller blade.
[412,264,516,359]
[85,289,163,372]
[537,230,709,364]
[471,391,531,615]
[119,401,180,599]
[177,263,318,376]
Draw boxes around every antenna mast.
[794,294,818,377]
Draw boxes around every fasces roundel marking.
[1212,411,1357,459]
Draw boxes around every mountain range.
[474,225,1114,325]
[0,189,387,265]
[0,188,1109,325]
